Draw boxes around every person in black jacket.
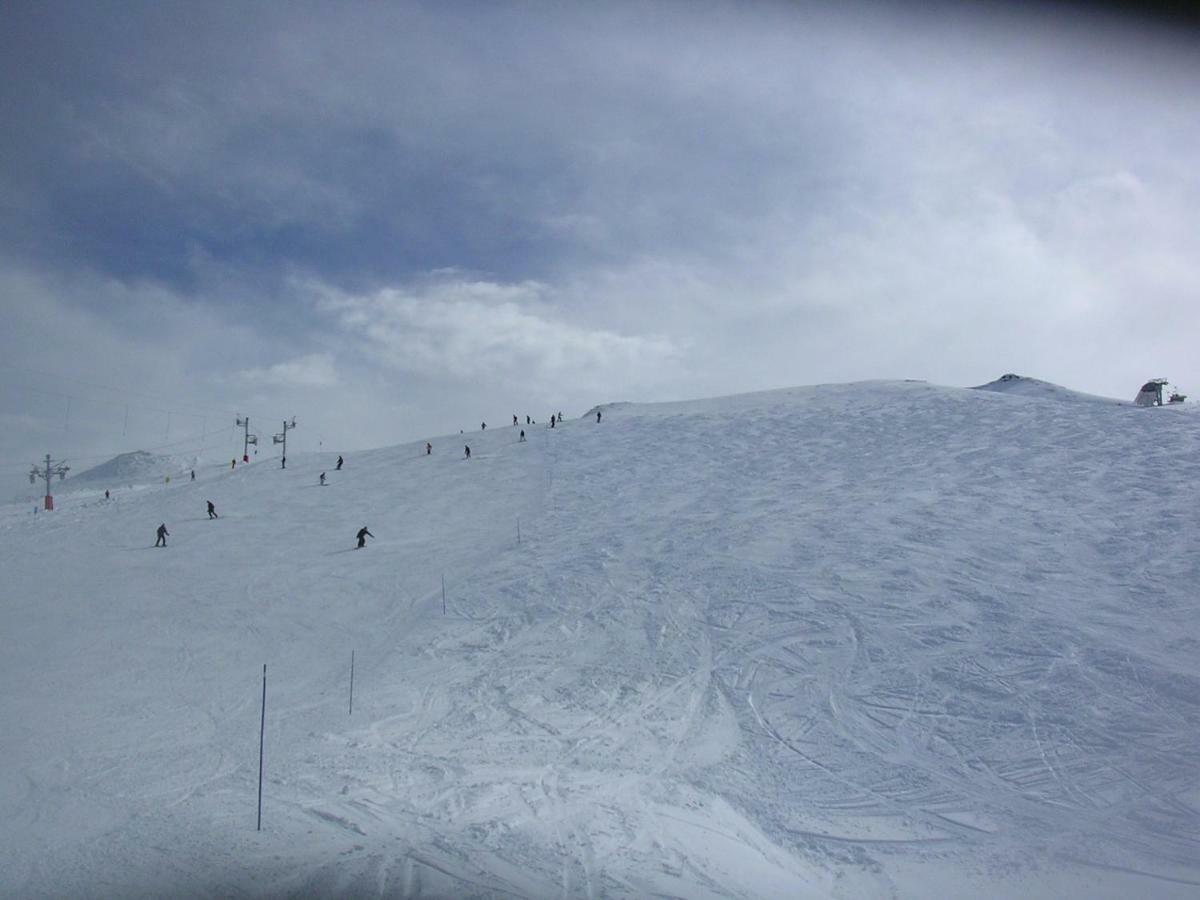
[155,523,169,547]
[336,455,344,470]
[356,526,374,548]
[207,500,218,519]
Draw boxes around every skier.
[464,445,471,459]
[281,456,286,469]
[550,415,555,428]
[519,430,526,442]
[481,422,486,431]
[104,489,110,500]
[513,415,518,426]
[155,523,169,547]
[526,415,531,425]
[231,458,236,470]
[190,470,195,481]
[426,442,432,455]
[558,411,564,422]
[356,526,374,549]
[207,500,218,519]
[336,455,344,470]
[319,472,326,486]
[596,410,602,423]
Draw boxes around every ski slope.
[2,380,1199,898]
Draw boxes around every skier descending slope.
[207,501,218,519]
[155,524,169,547]
[356,526,374,549]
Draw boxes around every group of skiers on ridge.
[151,409,603,549]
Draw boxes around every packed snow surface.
[2,380,1199,898]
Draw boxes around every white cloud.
[313,278,683,394]
[234,353,339,388]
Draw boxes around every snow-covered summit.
[972,372,1124,405]
[2,379,1198,898]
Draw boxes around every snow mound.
[67,450,195,487]
[972,373,1123,405]
[581,400,635,420]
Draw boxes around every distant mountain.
[68,450,194,487]
[972,373,1124,405]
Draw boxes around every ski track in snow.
[2,380,1199,898]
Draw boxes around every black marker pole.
[257,663,266,831]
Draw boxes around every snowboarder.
[319,472,326,486]
[426,442,432,455]
[519,430,526,442]
[464,445,471,459]
[207,500,218,519]
[336,455,344,470]
[155,524,169,547]
[356,526,373,549]
[596,410,602,423]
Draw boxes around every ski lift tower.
[273,417,296,468]
[236,416,258,463]
[29,454,70,510]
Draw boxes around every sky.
[2,0,1199,492]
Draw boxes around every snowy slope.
[2,380,1199,898]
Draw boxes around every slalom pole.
[257,664,266,831]
[349,650,355,716]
